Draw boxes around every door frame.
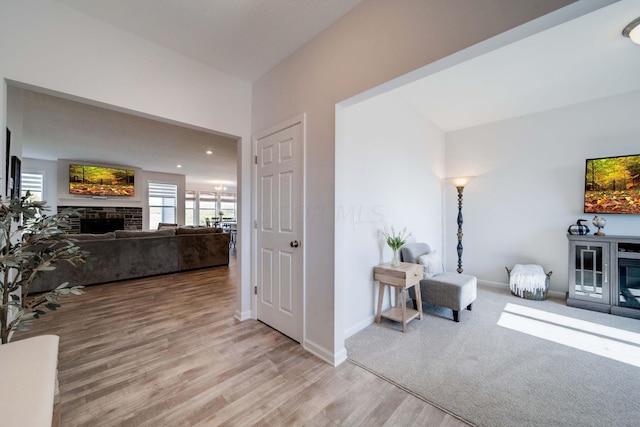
[251,114,306,336]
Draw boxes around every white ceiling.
[21,90,238,188]
[396,0,640,132]
[54,0,365,82]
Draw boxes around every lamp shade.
[623,17,640,45]
[447,176,474,188]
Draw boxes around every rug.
[346,284,640,427]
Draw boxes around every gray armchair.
[400,243,477,322]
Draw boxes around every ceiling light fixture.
[206,150,213,155]
[622,17,640,44]
[177,164,182,168]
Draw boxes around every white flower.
[381,226,411,251]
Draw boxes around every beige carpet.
[346,284,640,427]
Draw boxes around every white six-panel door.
[256,122,303,342]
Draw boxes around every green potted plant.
[0,193,88,344]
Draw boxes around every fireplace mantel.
[58,197,142,205]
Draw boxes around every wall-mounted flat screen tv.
[584,154,640,214]
[69,164,135,197]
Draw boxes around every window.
[148,182,177,230]
[185,190,196,226]
[185,189,237,226]
[198,191,217,225]
[21,171,44,202]
[220,192,236,220]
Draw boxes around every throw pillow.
[418,251,444,278]
[176,226,223,235]
[115,229,175,238]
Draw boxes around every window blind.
[21,172,44,193]
[149,182,177,199]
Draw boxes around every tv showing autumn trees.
[69,164,135,197]
[585,154,640,214]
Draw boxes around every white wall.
[0,0,253,317]
[253,0,575,364]
[0,0,250,137]
[339,92,445,338]
[445,90,640,294]
[23,157,187,230]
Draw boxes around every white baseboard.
[547,290,566,299]
[478,279,508,289]
[479,279,565,300]
[303,338,347,367]
[234,309,253,321]
[344,314,375,339]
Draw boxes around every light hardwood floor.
[14,257,469,426]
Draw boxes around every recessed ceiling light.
[206,150,213,155]
[177,164,182,168]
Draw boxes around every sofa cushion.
[115,229,175,238]
[176,227,223,235]
[69,232,116,240]
[157,223,178,230]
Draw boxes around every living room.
[2,0,639,382]
[337,2,640,337]
[3,0,640,425]
[11,87,239,231]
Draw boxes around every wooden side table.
[374,262,423,332]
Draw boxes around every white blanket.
[509,264,546,296]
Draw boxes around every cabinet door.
[570,242,610,303]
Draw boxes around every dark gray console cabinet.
[568,234,640,319]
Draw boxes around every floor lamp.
[447,176,474,274]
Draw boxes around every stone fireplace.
[58,206,142,234]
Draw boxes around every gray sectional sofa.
[30,227,231,293]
